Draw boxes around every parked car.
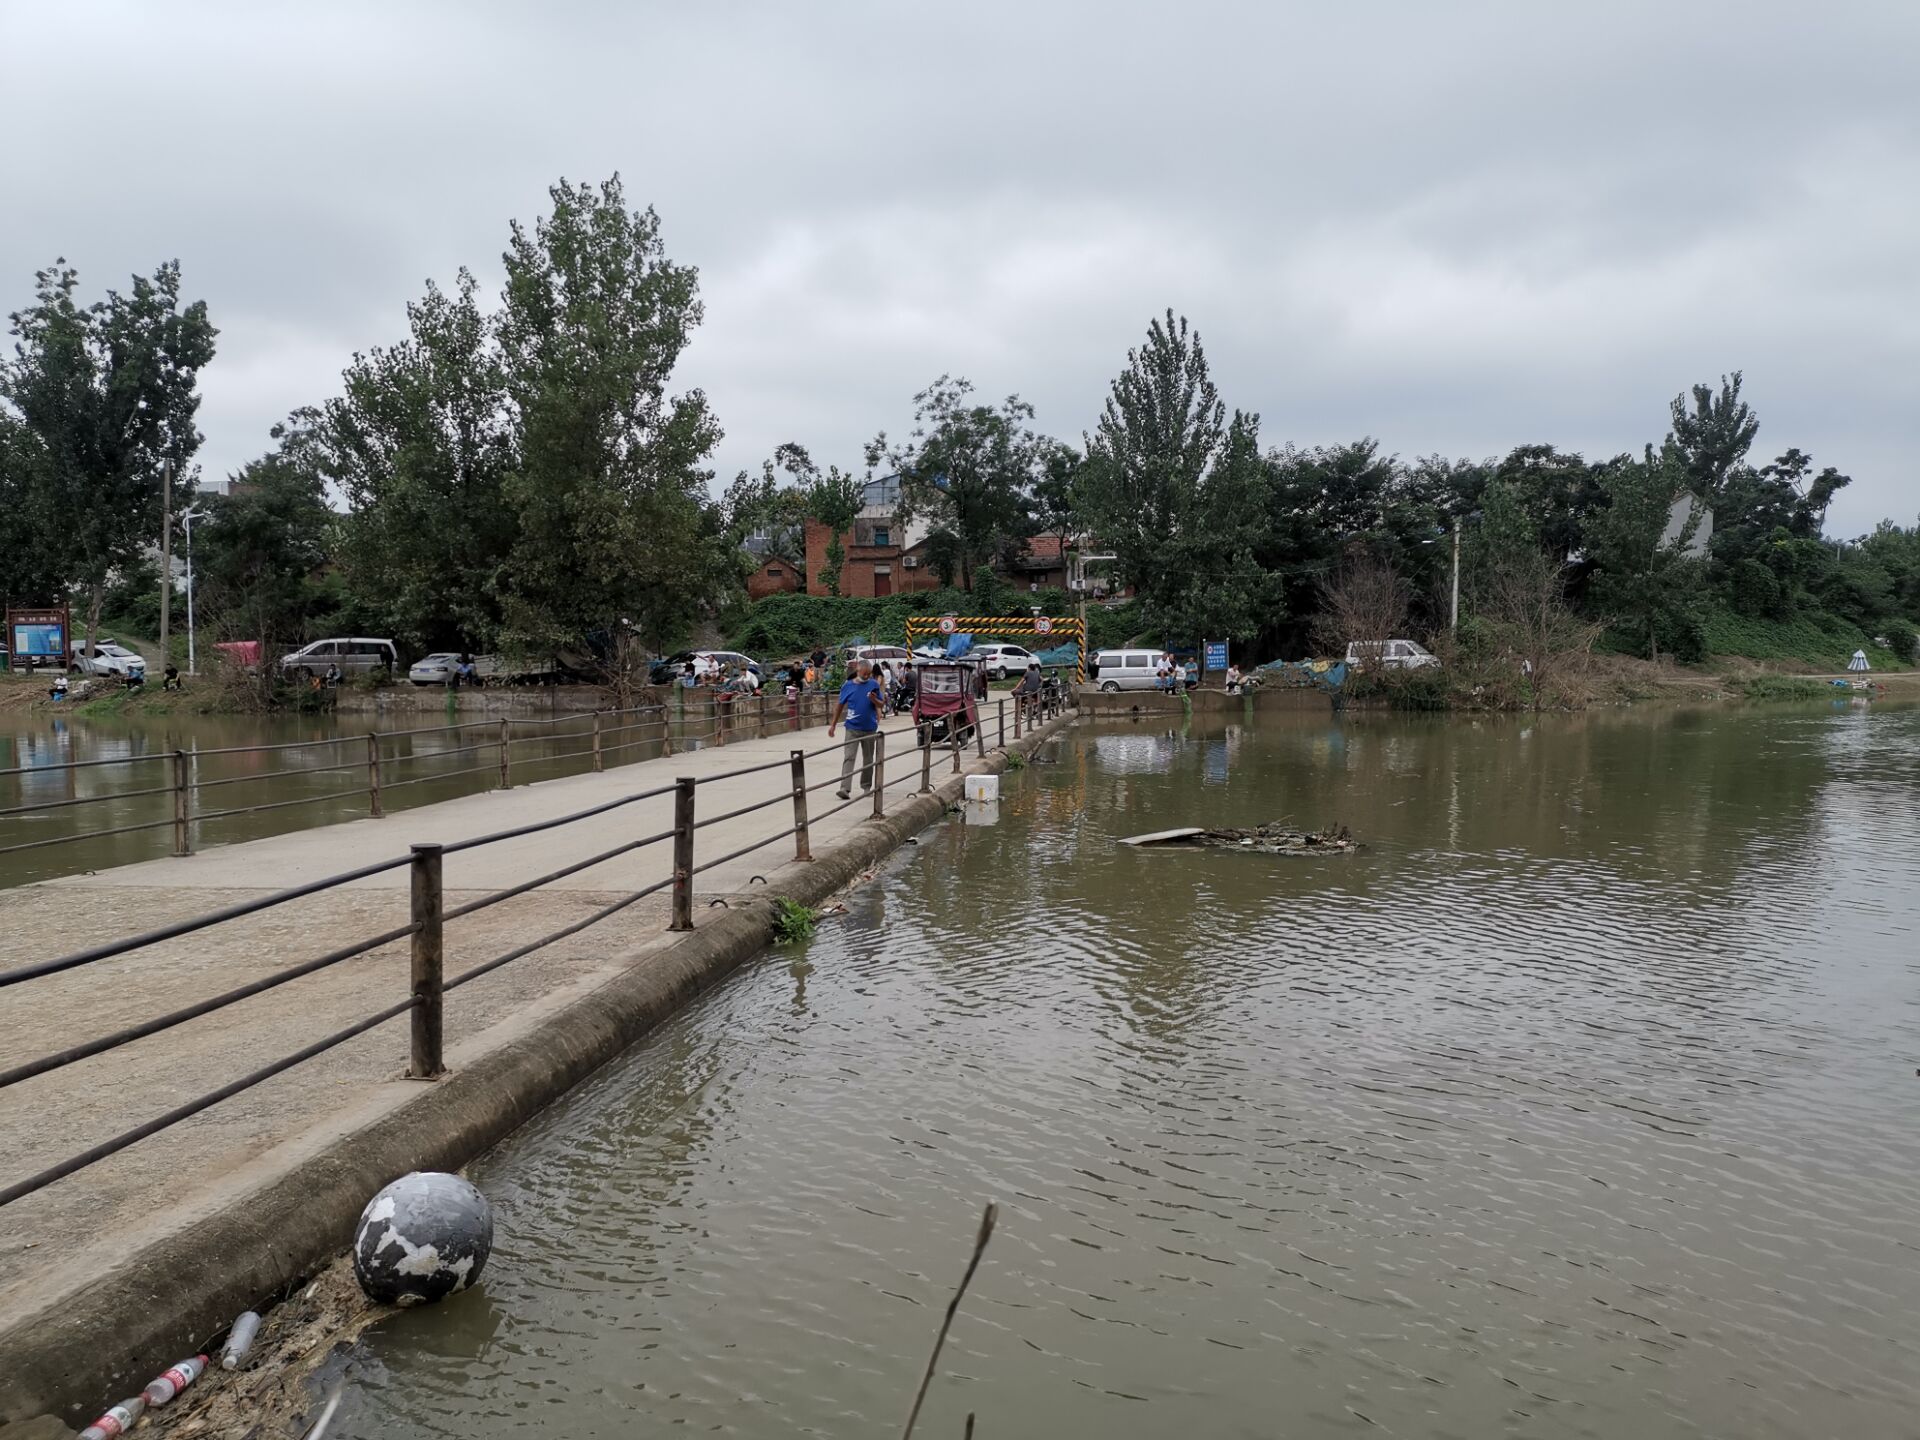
[280,638,399,679]
[409,653,466,685]
[1090,647,1168,692]
[971,642,1036,681]
[648,650,761,686]
[847,644,912,668]
[69,640,147,680]
[1345,639,1440,671]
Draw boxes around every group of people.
[1156,656,1197,692]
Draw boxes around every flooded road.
[335,702,1920,1438]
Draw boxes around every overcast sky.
[4,0,1915,535]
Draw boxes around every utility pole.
[158,458,173,662]
[181,505,208,674]
[1449,526,1461,633]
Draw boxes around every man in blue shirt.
[827,658,884,800]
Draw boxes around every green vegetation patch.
[1739,674,1830,701]
[1701,607,1905,669]
[771,898,820,944]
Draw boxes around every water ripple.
[338,705,1920,1440]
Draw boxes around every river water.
[0,695,757,887]
[332,701,1920,1439]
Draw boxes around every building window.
[872,527,891,547]
[767,566,783,577]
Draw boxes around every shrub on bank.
[1700,607,1905,669]
[1740,675,1830,701]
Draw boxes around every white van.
[1091,648,1168,692]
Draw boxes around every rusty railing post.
[998,699,1006,749]
[662,702,675,757]
[366,732,383,817]
[670,776,696,930]
[592,711,604,772]
[171,749,190,856]
[872,730,887,818]
[791,749,812,860]
[408,842,444,1079]
[498,718,511,789]
[951,727,962,775]
[976,710,986,758]
[1014,694,1023,740]
[714,692,727,747]
[920,725,932,793]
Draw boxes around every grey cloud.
[4,0,1915,535]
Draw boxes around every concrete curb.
[0,715,1071,1425]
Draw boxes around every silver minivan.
[1091,648,1168,692]
[280,637,399,679]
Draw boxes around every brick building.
[744,553,803,600]
[800,474,943,597]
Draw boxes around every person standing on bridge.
[828,658,884,801]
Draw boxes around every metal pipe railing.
[0,701,1054,1208]
[0,700,772,866]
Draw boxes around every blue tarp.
[1256,659,1348,690]
[1034,643,1082,667]
[947,633,974,657]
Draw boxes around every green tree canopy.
[1,259,216,641]
[1082,310,1225,599]
[881,376,1042,591]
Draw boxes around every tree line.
[5,176,1917,684]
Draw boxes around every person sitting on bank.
[49,673,69,702]
[1225,662,1243,694]
[826,658,884,801]
[162,662,182,692]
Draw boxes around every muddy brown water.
[320,704,1920,1434]
[0,697,761,887]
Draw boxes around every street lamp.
[180,504,209,674]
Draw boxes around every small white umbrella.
[1848,649,1870,672]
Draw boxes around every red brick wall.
[800,522,945,596]
[745,556,803,600]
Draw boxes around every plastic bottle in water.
[142,1353,208,1405]
[78,1396,145,1439]
[222,1310,262,1369]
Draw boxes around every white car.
[972,643,1036,681]
[847,644,912,667]
[70,641,147,680]
[1345,639,1440,671]
[409,653,466,685]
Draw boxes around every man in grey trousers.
[827,658,885,800]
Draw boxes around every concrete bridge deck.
[0,708,966,1319]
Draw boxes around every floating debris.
[1120,822,1358,854]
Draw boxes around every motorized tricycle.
[912,658,983,748]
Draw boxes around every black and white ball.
[352,1171,493,1306]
